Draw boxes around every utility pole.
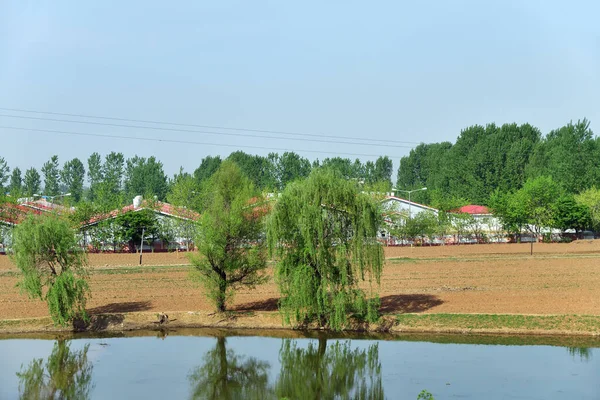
[397,187,427,219]
[139,227,145,265]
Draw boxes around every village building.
[81,196,200,252]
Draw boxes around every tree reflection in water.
[188,336,384,400]
[188,336,271,400]
[16,340,94,400]
[567,347,592,362]
[275,338,384,400]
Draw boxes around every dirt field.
[1,242,599,320]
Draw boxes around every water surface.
[1,330,598,399]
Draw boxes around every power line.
[0,114,415,149]
[0,107,421,145]
[0,125,406,158]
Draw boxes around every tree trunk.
[217,272,227,312]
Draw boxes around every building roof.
[20,199,71,213]
[382,196,439,213]
[0,203,44,225]
[84,200,201,227]
[454,205,491,215]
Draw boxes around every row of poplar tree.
[398,119,600,207]
[0,151,394,208]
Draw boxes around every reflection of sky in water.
[1,335,599,399]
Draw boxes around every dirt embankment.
[1,241,599,335]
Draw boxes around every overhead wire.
[0,114,415,149]
[0,107,420,145]
[0,125,405,158]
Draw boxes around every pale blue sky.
[1,1,599,177]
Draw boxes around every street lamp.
[396,187,427,219]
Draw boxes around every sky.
[1,0,599,179]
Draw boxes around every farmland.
[1,241,599,323]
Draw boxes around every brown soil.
[1,241,599,320]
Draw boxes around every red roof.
[455,205,491,215]
[0,203,43,225]
[21,199,70,213]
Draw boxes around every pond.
[0,329,598,399]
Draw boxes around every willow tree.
[267,169,384,331]
[189,160,268,312]
[11,214,90,326]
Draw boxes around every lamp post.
[396,187,427,219]
[49,193,71,201]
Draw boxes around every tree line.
[397,119,599,207]
[0,151,394,211]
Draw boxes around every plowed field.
[1,242,599,319]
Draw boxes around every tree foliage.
[193,155,222,185]
[167,169,202,212]
[114,209,159,253]
[61,158,85,202]
[0,156,9,193]
[17,340,94,400]
[9,166,22,195]
[103,152,125,196]
[189,161,267,312]
[11,215,89,325]
[267,168,384,331]
[124,156,168,200]
[398,123,541,204]
[575,187,600,231]
[87,152,103,201]
[42,155,61,196]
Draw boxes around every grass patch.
[395,313,600,334]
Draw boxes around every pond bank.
[1,311,599,337]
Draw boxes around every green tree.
[17,340,94,400]
[188,336,271,400]
[114,209,159,253]
[87,152,103,201]
[275,339,384,400]
[9,166,22,195]
[23,168,41,197]
[194,155,222,185]
[552,195,591,234]
[61,158,86,202]
[167,169,202,211]
[189,161,267,312]
[373,156,393,189]
[321,157,359,180]
[273,151,312,190]
[267,169,384,331]
[526,119,598,194]
[124,156,169,200]
[226,151,276,190]
[103,151,125,195]
[0,156,9,193]
[42,155,61,196]
[417,390,436,400]
[492,177,561,241]
[11,214,90,325]
[575,187,600,231]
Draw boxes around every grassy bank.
[1,311,600,337]
[394,313,600,336]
